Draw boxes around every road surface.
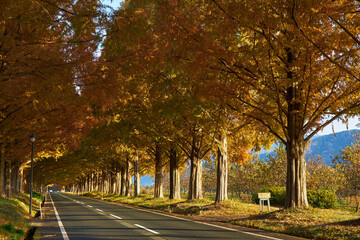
[40,192,303,240]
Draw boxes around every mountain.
[306,130,359,164]
[258,129,359,165]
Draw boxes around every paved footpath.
[39,192,306,240]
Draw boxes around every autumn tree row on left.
[0,0,106,198]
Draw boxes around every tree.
[152,0,360,208]
[0,0,102,197]
[333,135,360,212]
[307,157,340,192]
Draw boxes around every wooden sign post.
[258,192,271,212]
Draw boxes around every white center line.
[109,214,122,220]
[49,194,70,240]
[87,205,93,208]
[80,202,84,205]
[96,208,104,212]
[134,224,159,235]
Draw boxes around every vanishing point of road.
[39,192,305,240]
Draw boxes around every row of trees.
[2,0,360,210]
[74,0,360,208]
[0,0,107,197]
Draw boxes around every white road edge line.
[96,208,104,212]
[134,224,159,235]
[109,214,122,220]
[49,193,70,240]
[119,202,282,240]
[87,205,93,207]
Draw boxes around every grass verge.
[231,208,360,240]
[0,193,41,240]
[82,191,360,240]
[82,191,273,216]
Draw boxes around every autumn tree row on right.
[97,0,360,209]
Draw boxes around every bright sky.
[102,0,122,11]
[318,116,359,136]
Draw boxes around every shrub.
[252,187,286,206]
[1,223,25,235]
[32,191,42,200]
[307,189,337,209]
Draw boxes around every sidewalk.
[34,194,62,239]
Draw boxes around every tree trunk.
[285,139,308,208]
[101,171,105,193]
[116,170,121,194]
[11,165,18,193]
[284,49,308,209]
[5,159,11,198]
[120,167,126,195]
[94,172,98,191]
[18,167,24,193]
[90,172,94,192]
[84,176,88,192]
[96,172,100,191]
[188,133,203,201]
[215,134,228,204]
[169,147,181,199]
[154,144,164,198]
[134,153,140,196]
[188,155,203,199]
[0,145,5,197]
[111,172,116,194]
[125,159,132,197]
[87,174,91,192]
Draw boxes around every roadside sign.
[258,192,271,199]
[258,192,271,212]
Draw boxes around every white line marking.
[134,224,159,235]
[49,194,70,240]
[87,205,93,208]
[96,208,104,212]
[109,214,122,220]
[80,202,84,205]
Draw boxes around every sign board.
[258,192,271,212]
[258,192,271,199]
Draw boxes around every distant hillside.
[258,130,359,165]
[306,130,359,164]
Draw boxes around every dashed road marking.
[96,208,104,212]
[109,214,122,220]
[134,224,159,235]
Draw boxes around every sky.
[317,117,359,136]
[102,0,122,10]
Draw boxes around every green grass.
[83,191,360,240]
[0,192,41,240]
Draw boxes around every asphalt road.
[40,192,303,240]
